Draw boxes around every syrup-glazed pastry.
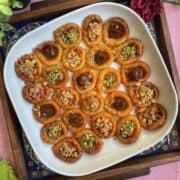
[72,67,97,94]
[15,54,42,82]
[136,103,167,130]
[34,41,62,66]
[128,81,159,107]
[41,120,67,144]
[22,80,50,104]
[75,128,103,155]
[113,38,143,66]
[33,100,60,124]
[97,67,121,93]
[52,137,83,163]
[54,23,82,49]
[121,61,151,85]
[53,87,79,109]
[86,45,113,70]
[43,66,68,89]
[103,17,129,47]
[116,115,141,144]
[63,108,87,133]
[82,14,103,47]
[80,91,104,116]
[90,112,116,138]
[62,46,85,72]
[105,91,132,117]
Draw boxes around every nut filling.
[119,120,136,138]
[84,96,99,111]
[60,28,78,44]
[81,133,96,150]
[88,21,102,41]
[59,143,79,158]
[77,73,93,89]
[68,113,83,128]
[120,45,137,60]
[60,90,74,105]
[47,124,64,139]
[103,73,117,88]
[47,69,64,84]
[111,97,128,111]
[95,118,113,137]
[66,48,81,67]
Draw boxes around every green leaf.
[12,1,23,9]
[0,5,13,16]
[0,0,10,6]
[0,31,5,46]
[0,23,13,31]
[0,13,10,22]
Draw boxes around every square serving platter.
[3,2,178,176]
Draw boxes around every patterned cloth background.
[1,17,180,180]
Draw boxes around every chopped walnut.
[59,143,78,158]
[84,96,99,111]
[139,85,154,105]
[66,49,81,67]
[29,82,46,100]
[60,90,74,105]
[95,117,113,136]
[88,22,102,41]
[19,58,37,78]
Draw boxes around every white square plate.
[4,2,178,176]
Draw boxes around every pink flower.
[130,0,163,23]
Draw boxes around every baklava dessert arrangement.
[14,14,167,163]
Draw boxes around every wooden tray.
[0,0,179,179]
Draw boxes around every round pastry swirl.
[53,87,79,109]
[97,67,121,93]
[82,14,103,47]
[41,121,67,144]
[86,45,113,70]
[75,129,103,155]
[52,137,83,163]
[121,61,151,85]
[63,108,87,133]
[43,66,68,89]
[54,23,82,49]
[62,46,85,72]
[22,80,50,104]
[103,17,129,46]
[128,81,159,107]
[80,91,104,115]
[90,112,116,138]
[113,38,143,66]
[136,103,167,130]
[15,54,42,82]
[105,91,133,117]
[33,100,60,124]
[72,67,97,94]
[34,41,62,66]
[116,115,141,144]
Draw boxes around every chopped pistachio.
[120,45,137,60]
[47,69,64,84]
[120,120,136,138]
[60,28,78,44]
[47,124,63,139]
[81,133,96,150]
[103,73,117,88]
